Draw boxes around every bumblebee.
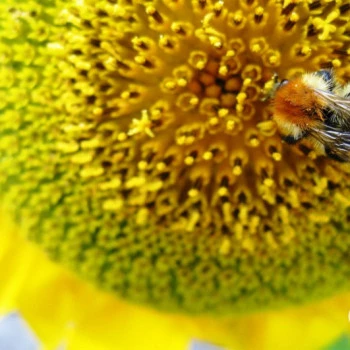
[272,70,350,162]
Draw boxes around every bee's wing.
[315,89,350,128]
[310,125,350,162]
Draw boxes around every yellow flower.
[1,0,350,347]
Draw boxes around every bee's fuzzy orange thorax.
[273,77,326,129]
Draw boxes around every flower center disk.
[0,0,350,313]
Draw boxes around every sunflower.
[1,0,350,348]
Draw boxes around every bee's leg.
[281,130,308,144]
[325,146,347,162]
[281,135,299,144]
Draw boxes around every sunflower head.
[1,0,350,314]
